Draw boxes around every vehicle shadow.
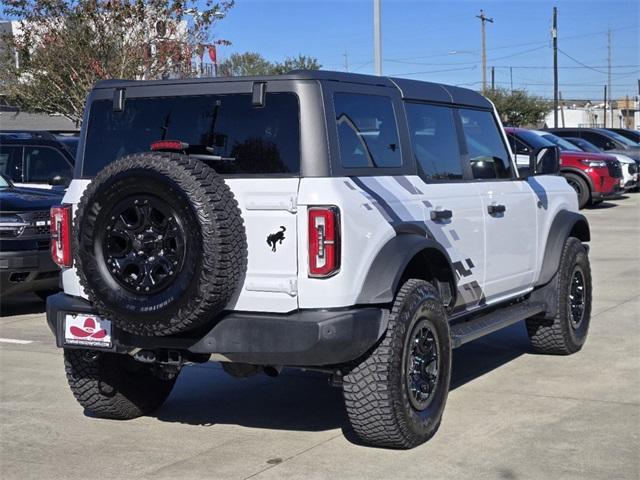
[0,294,46,317]
[585,201,619,209]
[154,322,531,436]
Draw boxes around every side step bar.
[450,301,546,348]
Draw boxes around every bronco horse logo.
[266,226,286,252]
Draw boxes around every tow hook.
[133,350,157,364]
[133,349,183,366]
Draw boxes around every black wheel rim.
[569,266,586,329]
[102,195,186,294]
[406,318,440,411]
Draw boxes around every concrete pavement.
[1,194,638,480]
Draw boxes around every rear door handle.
[487,204,506,215]
[430,209,453,221]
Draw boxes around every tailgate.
[224,178,300,313]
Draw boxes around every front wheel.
[564,173,590,210]
[64,349,178,419]
[526,237,592,354]
[342,279,451,449]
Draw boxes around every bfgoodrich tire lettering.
[342,279,451,449]
[64,349,177,419]
[526,237,592,354]
[74,152,247,336]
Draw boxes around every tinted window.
[506,134,530,155]
[334,93,401,168]
[405,103,462,180]
[0,145,23,182]
[83,93,300,176]
[598,129,639,147]
[566,137,600,154]
[58,137,79,159]
[25,146,72,183]
[459,109,512,179]
[540,133,580,151]
[580,132,610,150]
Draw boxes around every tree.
[271,54,322,74]
[484,88,552,127]
[218,52,321,77]
[0,0,233,123]
[217,52,274,77]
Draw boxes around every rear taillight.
[308,207,340,278]
[51,205,72,267]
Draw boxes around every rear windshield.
[82,93,300,177]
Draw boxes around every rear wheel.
[64,349,178,419]
[526,237,592,355]
[342,280,451,449]
[564,173,590,209]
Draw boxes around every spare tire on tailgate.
[74,152,247,336]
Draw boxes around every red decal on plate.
[70,318,107,339]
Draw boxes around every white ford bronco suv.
[47,71,592,449]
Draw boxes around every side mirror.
[527,146,561,177]
[603,141,616,151]
[49,175,70,186]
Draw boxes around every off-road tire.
[526,237,592,354]
[564,173,590,210]
[342,279,451,449]
[74,152,247,336]
[63,349,177,419]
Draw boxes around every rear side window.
[334,93,401,168]
[580,132,609,149]
[0,145,23,182]
[25,146,73,183]
[459,109,512,180]
[83,93,300,176]
[405,103,462,181]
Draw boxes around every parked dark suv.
[0,173,62,299]
[545,128,640,165]
[606,128,640,144]
[0,131,77,190]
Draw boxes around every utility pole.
[476,9,494,94]
[552,7,558,128]
[491,66,495,91]
[603,85,607,128]
[374,0,382,76]
[343,48,349,72]
[559,91,565,127]
[607,29,613,127]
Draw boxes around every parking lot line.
[0,338,34,345]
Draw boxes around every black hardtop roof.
[94,70,492,109]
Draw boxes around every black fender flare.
[356,233,456,304]
[536,210,590,286]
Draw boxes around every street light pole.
[374,0,382,76]
[476,9,494,95]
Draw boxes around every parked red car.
[505,127,622,209]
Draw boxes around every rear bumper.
[0,249,59,296]
[46,293,388,366]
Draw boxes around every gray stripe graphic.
[359,177,414,221]
[393,176,423,195]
